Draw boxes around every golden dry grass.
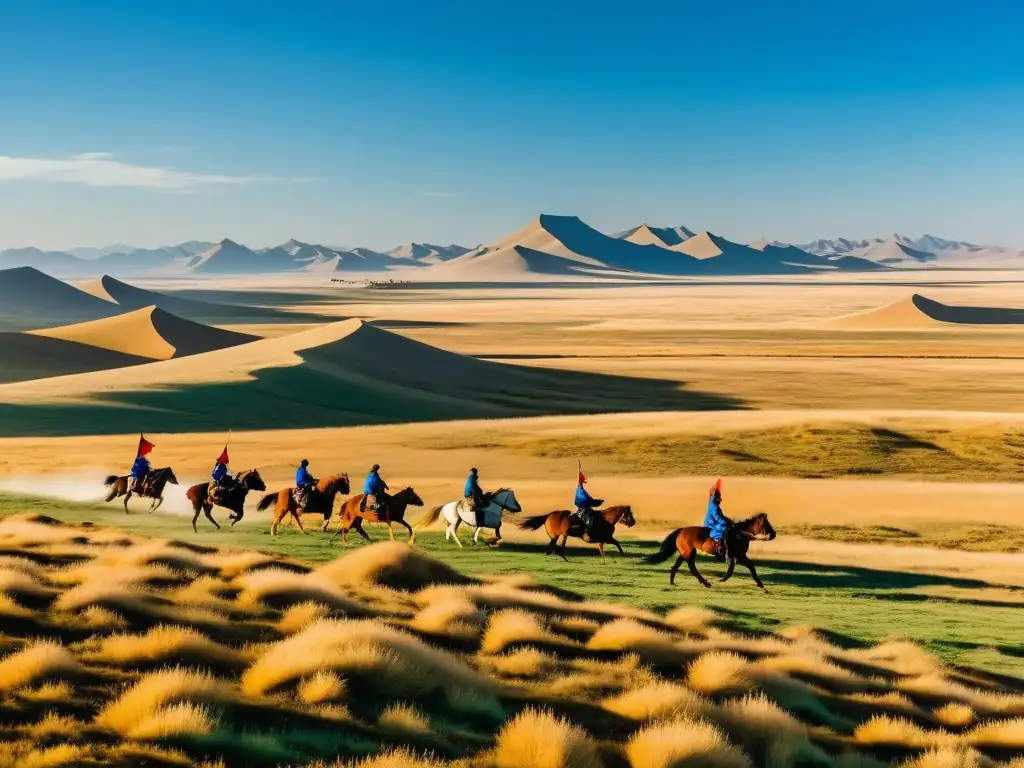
[0,515,1021,768]
[0,641,81,693]
[625,718,752,768]
[492,707,601,768]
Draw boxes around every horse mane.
[319,473,349,489]
[602,504,630,516]
[734,512,766,528]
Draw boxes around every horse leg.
[399,519,416,546]
[204,504,220,531]
[291,507,308,534]
[151,496,164,513]
[597,542,606,563]
[719,558,737,583]
[687,552,712,589]
[123,490,132,514]
[104,486,118,503]
[231,508,244,526]
[669,555,685,585]
[191,503,202,533]
[473,526,482,545]
[270,502,286,535]
[450,520,463,548]
[738,556,768,591]
[611,537,625,556]
[321,509,332,533]
[493,523,502,547]
[544,536,557,556]
[387,521,395,541]
[558,534,569,562]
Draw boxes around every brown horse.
[184,469,267,532]
[256,473,351,535]
[518,505,636,562]
[644,512,777,590]
[330,488,425,545]
[103,467,178,513]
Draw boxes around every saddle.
[361,493,390,517]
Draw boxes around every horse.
[518,505,635,562]
[256,474,351,536]
[103,467,178,513]
[331,487,425,545]
[643,512,777,590]
[184,469,267,533]
[415,488,522,547]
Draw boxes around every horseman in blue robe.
[130,455,151,494]
[704,478,733,559]
[295,459,317,506]
[211,453,233,500]
[362,464,389,513]
[464,467,486,526]
[573,471,603,540]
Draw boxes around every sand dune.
[29,306,258,360]
[617,223,696,248]
[0,266,121,332]
[0,333,150,383]
[829,293,1024,329]
[0,318,736,435]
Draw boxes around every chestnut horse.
[185,469,267,532]
[103,467,178,513]
[330,487,425,545]
[518,505,635,562]
[256,473,351,535]
[644,512,776,590]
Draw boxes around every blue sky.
[1,0,1022,250]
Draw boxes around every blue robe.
[212,462,229,483]
[464,473,481,498]
[704,497,729,540]
[130,456,151,479]
[296,466,315,486]
[575,484,602,511]
[363,471,387,496]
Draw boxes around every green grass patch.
[2,492,1022,677]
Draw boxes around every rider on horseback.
[464,467,487,527]
[362,464,389,513]
[295,459,317,507]
[573,471,603,542]
[211,454,233,500]
[704,478,733,559]
[130,454,151,494]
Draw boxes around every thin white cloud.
[0,152,297,190]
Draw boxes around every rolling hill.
[828,293,1024,329]
[29,306,258,360]
[0,266,122,332]
[614,223,696,247]
[0,319,737,435]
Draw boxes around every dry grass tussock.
[626,718,752,768]
[492,707,602,768]
[0,641,81,692]
[1,514,1023,768]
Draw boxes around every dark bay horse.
[103,467,178,513]
[185,469,267,532]
[331,488,425,545]
[256,473,350,536]
[518,505,635,562]
[644,512,776,590]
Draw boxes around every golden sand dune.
[0,318,735,434]
[0,266,121,332]
[830,293,1024,329]
[0,333,150,384]
[28,306,258,360]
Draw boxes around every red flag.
[216,446,229,465]
[709,477,722,498]
[578,470,587,485]
[137,434,155,458]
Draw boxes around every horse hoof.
[702,582,713,589]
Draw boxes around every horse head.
[750,512,776,540]
[240,469,266,491]
[606,505,635,527]
[399,487,425,507]
[491,488,522,513]
[323,473,350,495]
[161,467,179,485]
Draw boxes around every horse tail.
[644,529,683,564]
[103,475,119,487]
[415,504,444,530]
[518,513,551,531]
[256,492,279,512]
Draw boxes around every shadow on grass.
[0,340,745,436]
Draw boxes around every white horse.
[415,488,522,547]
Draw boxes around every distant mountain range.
[1,221,1019,278]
